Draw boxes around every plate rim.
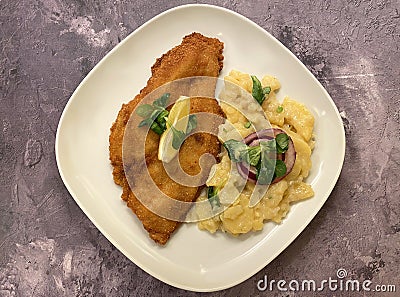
[55,3,346,292]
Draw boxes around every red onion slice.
[237,162,257,182]
[243,129,275,144]
[236,128,296,184]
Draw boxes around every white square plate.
[56,4,345,292]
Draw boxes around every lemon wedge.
[158,96,190,162]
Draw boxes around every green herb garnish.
[251,75,264,105]
[274,159,287,177]
[136,93,170,135]
[256,163,275,185]
[222,139,249,163]
[153,93,170,108]
[186,114,197,134]
[244,121,251,129]
[223,132,290,185]
[135,104,154,118]
[150,122,164,135]
[138,117,153,128]
[156,109,169,130]
[276,106,283,113]
[170,125,186,150]
[251,75,271,105]
[136,93,198,144]
[275,133,289,153]
[257,141,276,184]
[247,145,261,167]
[167,114,198,150]
[207,186,220,209]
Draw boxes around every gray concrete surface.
[0,0,399,296]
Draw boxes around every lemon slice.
[158,96,190,162]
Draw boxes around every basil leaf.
[153,93,170,108]
[260,139,276,153]
[276,145,285,154]
[251,75,265,105]
[137,93,170,135]
[256,142,276,185]
[274,159,287,177]
[135,104,154,118]
[170,126,186,150]
[223,139,249,163]
[239,149,250,164]
[186,114,197,134]
[207,186,220,208]
[148,108,160,121]
[256,167,274,185]
[256,157,275,185]
[275,133,289,152]
[247,145,261,167]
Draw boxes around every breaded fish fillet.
[109,33,224,244]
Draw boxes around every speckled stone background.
[0,0,399,296]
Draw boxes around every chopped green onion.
[263,86,271,95]
[244,121,251,128]
[150,122,163,135]
[156,110,169,122]
[276,106,283,113]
